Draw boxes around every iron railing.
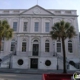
[55,52,80,69]
[14,51,56,57]
[0,51,56,65]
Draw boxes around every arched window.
[11,39,15,51]
[45,40,49,52]
[23,38,26,41]
[22,39,27,52]
[56,40,61,52]
[34,40,38,42]
[68,40,73,53]
[45,40,49,43]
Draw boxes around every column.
[16,35,22,55]
[41,18,44,33]
[40,36,44,56]
[28,35,32,56]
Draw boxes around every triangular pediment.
[20,5,54,15]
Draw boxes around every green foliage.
[50,20,76,40]
[0,20,13,50]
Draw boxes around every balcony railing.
[15,51,56,57]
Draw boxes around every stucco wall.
[39,57,57,69]
[12,56,29,69]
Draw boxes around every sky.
[0,0,80,31]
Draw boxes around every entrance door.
[32,44,39,56]
[30,58,38,69]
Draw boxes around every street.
[0,73,42,80]
[0,68,75,80]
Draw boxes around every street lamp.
[53,41,59,70]
[14,41,17,55]
[0,59,2,67]
[56,52,59,70]
[9,40,17,68]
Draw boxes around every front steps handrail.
[55,52,80,69]
[55,52,69,63]
[1,50,16,63]
[0,42,16,64]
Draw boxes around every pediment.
[20,5,54,15]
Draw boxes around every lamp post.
[9,40,17,69]
[53,41,59,70]
[14,40,17,55]
[0,59,2,67]
[56,52,59,70]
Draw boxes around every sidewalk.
[0,68,76,74]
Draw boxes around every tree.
[0,20,13,51]
[50,20,76,73]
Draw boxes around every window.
[68,40,72,53]
[65,11,71,14]
[34,40,38,42]
[45,60,51,66]
[55,11,61,14]
[23,22,27,31]
[45,40,49,52]
[45,22,49,32]
[11,39,15,51]
[57,41,61,52]
[17,59,24,65]
[22,42,26,52]
[13,22,17,31]
[4,10,9,14]
[13,10,20,13]
[34,22,39,32]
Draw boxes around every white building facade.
[0,5,79,70]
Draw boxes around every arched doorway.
[32,40,39,56]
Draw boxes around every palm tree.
[50,20,76,73]
[0,20,13,51]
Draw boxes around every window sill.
[45,31,50,33]
[45,52,50,53]
[57,52,61,53]
[68,52,73,54]
[34,31,39,33]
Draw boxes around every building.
[0,5,79,70]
